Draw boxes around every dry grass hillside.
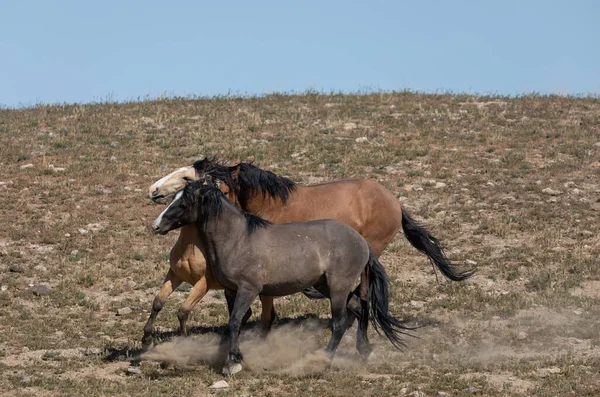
[1,92,599,396]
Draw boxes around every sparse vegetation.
[0,91,599,396]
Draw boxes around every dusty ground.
[1,92,599,396]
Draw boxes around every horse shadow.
[102,313,331,365]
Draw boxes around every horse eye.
[183,177,193,182]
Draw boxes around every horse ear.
[229,164,241,179]
[194,158,210,178]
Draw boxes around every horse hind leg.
[142,269,182,351]
[356,269,373,361]
[259,295,277,337]
[325,290,349,360]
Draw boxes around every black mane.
[185,180,271,234]
[204,162,296,205]
[244,213,273,234]
[237,163,297,204]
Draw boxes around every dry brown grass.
[1,92,599,396]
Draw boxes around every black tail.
[402,208,476,281]
[367,249,417,349]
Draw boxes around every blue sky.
[1,1,598,107]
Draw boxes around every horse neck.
[198,196,248,251]
[241,189,287,218]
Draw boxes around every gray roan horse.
[152,176,413,375]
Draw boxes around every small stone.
[542,187,562,196]
[573,308,584,315]
[22,375,32,384]
[117,307,132,316]
[343,122,357,131]
[126,366,142,375]
[85,347,102,356]
[101,188,112,194]
[438,392,449,396]
[52,167,65,172]
[572,188,582,195]
[435,182,447,189]
[209,380,230,389]
[465,259,478,266]
[516,331,528,340]
[400,388,408,395]
[316,379,329,384]
[538,366,561,378]
[33,265,47,272]
[78,228,89,235]
[9,264,25,273]
[64,233,71,237]
[580,230,593,238]
[20,163,34,170]
[29,284,52,296]
[1,285,7,291]
[355,136,368,143]
[564,181,575,188]
[110,156,117,162]
[410,300,425,309]
[463,386,480,393]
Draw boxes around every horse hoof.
[223,362,243,375]
[141,341,154,352]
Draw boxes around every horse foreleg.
[142,269,182,351]
[223,287,258,375]
[259,295,276,337]
[177,276,208,337]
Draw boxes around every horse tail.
[367,248,416,349]
[401,207,476,281]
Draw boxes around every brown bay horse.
[142,158,474,349]
[153,176,414,374]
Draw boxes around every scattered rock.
[343,122,357,131]
[21,375,32,384]
[573,308,584,315]
[85,347,103,356]
[101,188,112,194]
[316,379,329,384]
[1,285,7,291]
[542,187,562,196]
[20,163,34,170]
[564,181,575,188]
[438,392,449,396]
[463,386,480,393]
[126,366,142,375]
[117,307,132,316]
[465,259,478,266]
[516,331,528,340]
[410,300,425,309]
[572,188,582,195]
[64,233,71,237]
[78,229,89,235]
[435,182,447,189]
[34,265,48,272]
[580,230,593,238]
[209,380,230,389]
[355,136,368,143]
[538,367,561,378]
[9,264,25,273]
[399,388,408,395]
[29,284,52,296]
[86,223,104,232]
